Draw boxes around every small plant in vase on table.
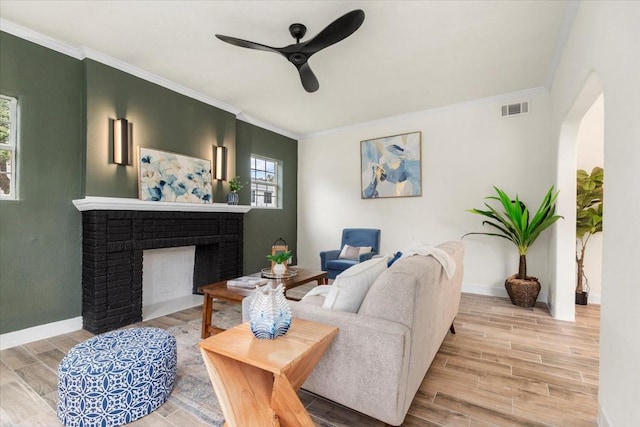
[267,250,293,277]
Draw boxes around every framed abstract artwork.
[360,131,422,199]
[138,147,212,203]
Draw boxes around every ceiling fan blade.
[215,34,279,54]
[297,62,319,93]
[302,9,365,54]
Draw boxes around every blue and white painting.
[139,147,212,203]
[361,131,422,199]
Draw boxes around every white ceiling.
[0,0,570,137]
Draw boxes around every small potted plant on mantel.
[227,176,244,205]
[266,250,292,276]
[464,186,563,308]
[576,167,604,305]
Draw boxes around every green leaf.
[464,185,563,265]
[462,231,517,245]
[576,166,604,243]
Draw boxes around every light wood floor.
[0,293,600,427]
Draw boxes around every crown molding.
[0,19,83,59]
[2,17,553,143]
[1,19,299,140]
[79,46,241,116]
[301,86,549,140]
[236,113,300,141]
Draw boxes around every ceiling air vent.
[501,101,529,117]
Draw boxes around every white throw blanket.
[303,284,332,298]
[400,241,456,279]
[306,241,456,301]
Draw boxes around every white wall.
[576,94,604,302]
[548,2,640,425]
[298,89,555,299]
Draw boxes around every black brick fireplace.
[75,198,248,334]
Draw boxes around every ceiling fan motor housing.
[289,23,307,42]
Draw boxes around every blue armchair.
[320,228,381,279]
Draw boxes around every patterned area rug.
[166,300,242,426]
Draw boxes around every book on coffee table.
[227,276,269,289]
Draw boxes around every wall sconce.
[213,145,227,181]
[113,118,131,165]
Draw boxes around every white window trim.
[250,154,281,209]
[0,95,18,200]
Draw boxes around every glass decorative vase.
[226,191,239,205]
[249,283,292,340]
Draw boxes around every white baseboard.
[0,316,83,351]
[598,402,610,427]
[586,293,601,305]
[463,284,605,308]
[462,282,548,304]
[0,295,205,351]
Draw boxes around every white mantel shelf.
[73,197,252,213]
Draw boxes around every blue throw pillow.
[387,251,402,267]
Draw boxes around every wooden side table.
[199,318,338,427]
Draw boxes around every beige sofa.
[288,240,464,426]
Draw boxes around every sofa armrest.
[320,249,341,270]
[289,300,411,425]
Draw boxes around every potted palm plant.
[464,186,563,307]
[576,167,603,305]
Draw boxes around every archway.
[550,72,603,321]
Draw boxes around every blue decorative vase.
[226,191,239,205]
[249,283,292,340]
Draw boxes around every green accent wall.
[236,121,298,273]
[0,33,84,334]
[0,32,298,335]
[84,60,236,201]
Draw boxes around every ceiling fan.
[215,9,365,93]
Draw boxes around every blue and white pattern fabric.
[249,282,292,339]
[57,327,177,427]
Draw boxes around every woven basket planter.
[505,274,540,308]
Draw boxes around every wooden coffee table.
[199,318,338,427]
[200,268,327,338]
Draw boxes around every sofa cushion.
[323,256,388,312]
[339,244,372,260]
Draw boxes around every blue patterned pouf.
[57,327,177,427]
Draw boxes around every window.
[0,95,18,200]
[251,155,280,208]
